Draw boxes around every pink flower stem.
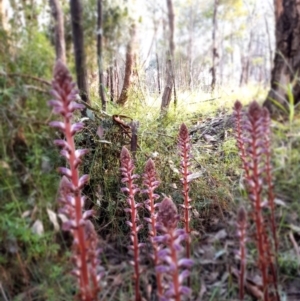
[168,230,181,301]
[128,178,141,301]
[237,206,247,301]
[178,123,192,286]
[64,117,90,297]
[263,111,278,255]
[120,147,141,301]
[148,190,163,296]
[250,125,269,301]
[143,159,163,297]
[49,61,101,300]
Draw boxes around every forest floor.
[1,85,300,301]
[92,98,300,301]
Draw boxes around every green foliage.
[269,79,300,125]
[0,27,74,299]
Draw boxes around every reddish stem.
[128,175,141,301]
[237,206,247,301]
[179,123,192,286]
[64,96,91,300]
[182,154,190,260]
[120,147,141,301]
[168,230,181,301]
[250,127,269,301]
[263,110,278,255]
[148,189,163,296]
[234,102,250,181]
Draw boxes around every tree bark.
[97,0,107,111]
[114,59,119,100]
[0,0,9,31]
[156,52,161,94]
[211,0,219,91]
[264,15,273,71]
[161,0,175,111]
[49,0,66,63]
[70,0,89,108]
[240,30,253,86]
[264,0,300,113]
[117,23,136,106]
[110,65,114,102]
[187,24,193,90]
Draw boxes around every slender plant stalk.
[233,101,250,180]
[49,60,100,300]
[155,197,193,301]
[262,109,278,254]
[237,206,247,301]
[262,108,280,301]
[233,101,280,301]
[143,158,163,297]
[178,124,192,267]
[120,146,142,301]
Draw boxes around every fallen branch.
[0,71,51,86]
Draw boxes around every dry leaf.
[96,126,104,138]
[47,208,60,232]
[204,134,217,142]
[196,278,207,300]
[0,160,11,175]
[31,219,44,236]
[274,198,287,207]
[187,171,203,182]
[289,224,300,233]
[21,210,31,218]
[58,213,68,224]
[208,229,227,243]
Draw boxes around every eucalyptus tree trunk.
[187,26,193,90]
[161,0,175,111]
[0,0,9,31]
[240,30,253,86]
[70,0,89,108]
[117,23,136,106]
[110,65,114,102]
[156,52,161,94]
[211,0,219,91]
[49,0,66,63]
[264,0,300,113]
[264,15,273,71]
[97,0,107,111]
[114,59,119,100]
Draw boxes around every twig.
[289,232,300,265]
[0,282,9,301]
[0,71,51,86]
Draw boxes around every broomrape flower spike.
[120,146,142,301]
[143,158,163,297]
[233,101,280,301]
[261,108,278,255]
[49,60,101,301]
[178,123,192,266]
[155,197,193,301]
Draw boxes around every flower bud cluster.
[49,60,101,300]
[154,198,193,301]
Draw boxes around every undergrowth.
[1,53,300,301]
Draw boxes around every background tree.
[70,0,89,107]
[211,0,219,91]
[49,0,66,63]
[117,22,137,105]
[161,0,175,111]
[97,0,107,110]
[264,0,300,113]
